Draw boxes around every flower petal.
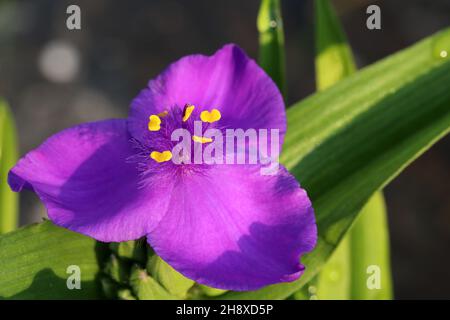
[129,44,285,143]
[9,119,173,242]
[146,165,317,291]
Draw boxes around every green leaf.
[312,0,392,300]
[312,0,355,300]
[0,221,107,299]
[349,192,392,299]
[146,254,194,298]
[314,193,393,300]
[314,0,355,89]
[258,0,286,96]
[219,27,450,299]
[0,99,19,234]
[315,236,351,299]
[129,265,177,300]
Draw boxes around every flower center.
[146,104,222,163]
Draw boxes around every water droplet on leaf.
[431,30,450,60]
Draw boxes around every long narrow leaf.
[220,27,450,299]
[314,0,355,89]
[312,0,355,300]
[349,192,392,299]
[0,221,107,299]
[258,0,286,96]
[313,0,392,300]
[0,99,19,234]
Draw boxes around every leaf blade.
[0,221,106,299]
[315,0,355,90]
[258,0,286,96]
[312,0,392,300]
[312,0,355,300]
[219,27,450,299]
[349,192,393,299]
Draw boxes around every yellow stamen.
[150,150,173,163]
[200,109,221,123]
[157,111,169,117]
[148,115,161,131]
[182,104,195,122]
[192,135,213,144]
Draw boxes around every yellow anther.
[182,104,195,122]
[192,135,213,144]
[200,109,221,123]
[148,115,162,131]
[150,151,173,163]
[157,111,169,117]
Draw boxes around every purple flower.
[8,44,317,291]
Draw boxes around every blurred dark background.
[0,0,449,299]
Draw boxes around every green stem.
[0,99,19,234]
